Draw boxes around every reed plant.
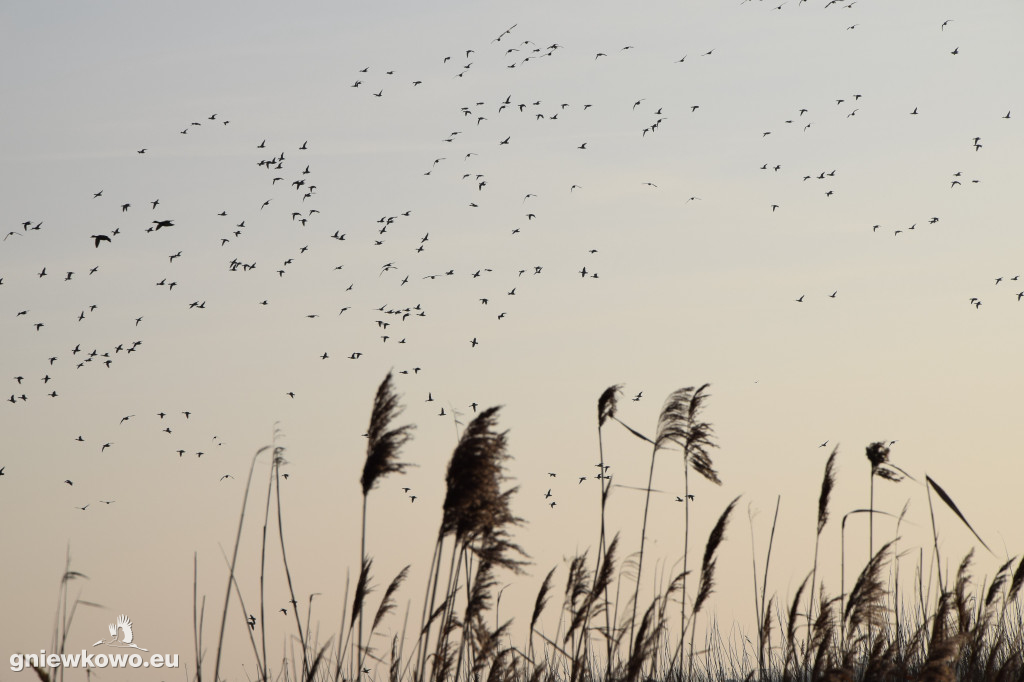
[35,376,1024,682]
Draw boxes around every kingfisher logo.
[93,614,148,651]
[8,614,177,672]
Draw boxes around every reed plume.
[656,384,719,484]
[441,407,522,554]
[389,636,400,682]
[810,587,838,681]
[693,496,738,617]
[625,602,662,682]
[984,558,1014,611]
[865,442,903,582]
[631,385,720,652]
[688,496,739,680]
[861,634,897,682]
[760,595,774,679]
[352,557,373,628]
[568,534,620,679]
[845,540,893,637]
[424,407,526,682]
[358,372,414,671]
[597,384,621,429]
[966,556,1014,677]
[818,447,838,537]
[919,568,965,682]
[808,447,837,668]
[529,567,556,661]
[372,565,410,633]
[1007,555,1024,604]
[531,568,556,633]
[783,574,809,682]
[361,371,415,495]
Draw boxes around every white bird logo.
[93,614,148,651]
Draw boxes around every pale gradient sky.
[2,0,1023,678]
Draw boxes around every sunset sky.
[2,0,1023,677]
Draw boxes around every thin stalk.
[807,449,836,674]
[424,537,461,682]
[892,502,909,662]
[333,570,350,682]
[358,494,368,673]
[274,454,309,679]
[687,602,699,681]
[926,480,944,591]
[596,422,613,673]
[760,497,781,631]
[680,462,691,658]
[760,497,780,677]
[438,542,467,682]
[415,532,444,679]
[215,543,266,681]
[193,553,204,682]
[869,470,875,564]
[629,441,659,650]
[747,507,763,682]
[213,445,273,682]
[397,601,410,682]
[259,456,275,681]
[453,550,475,681]
[867,469,875,646]
[841,515,846,651]
[807,533,821,673]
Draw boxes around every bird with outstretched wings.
[93,614,148,651]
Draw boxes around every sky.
[2,0,1023,678]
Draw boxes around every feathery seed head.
[818,447,838,535]
[655,384,720,485]
[361,372,415,495]
[441,407,527,570]
[598,384,622,428]
[865,441,890,469]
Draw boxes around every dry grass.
[35,378,1024,682]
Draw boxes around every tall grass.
[359,371,415,672]
[35,377,1024,682]
[805,446,836,671]
[596,384,622,671]
[628,385,720,656]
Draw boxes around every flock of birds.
[1,5,1018,520]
